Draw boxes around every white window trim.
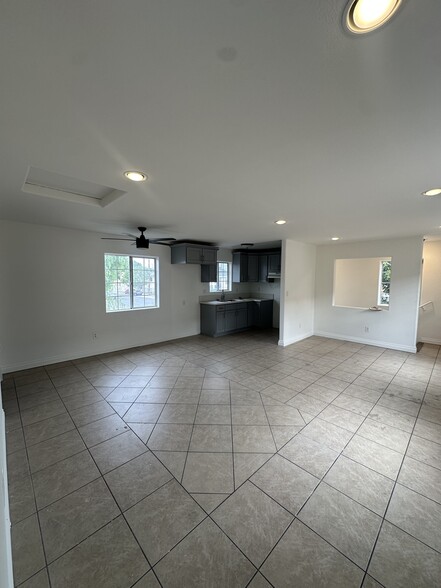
[104,253,159,313]
[209,261,232,293]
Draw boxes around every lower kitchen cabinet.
[248,299,273,328]
[200,300,273,336]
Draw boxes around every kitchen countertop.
[200,298,272,305]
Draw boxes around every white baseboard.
[278,332,314,347]
[418,337,441,346]
[313,331,417,353]
[2,329,200,374]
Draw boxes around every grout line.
[359,343,441,585]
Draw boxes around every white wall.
[279,239,317,346]
[0,221,204,372]
[314,237,423,352]
[419,241,441,344]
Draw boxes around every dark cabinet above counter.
[200,263,217,283]
[232,252,259,283]
[232,248,281,283]
[171,243,218,265]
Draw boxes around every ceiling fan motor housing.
[136,236,150,249]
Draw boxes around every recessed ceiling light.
[344,0,402,35]
[331,237,340,241]
[422,188,441,197]
[124,171,147,182]
[274,219,287,225]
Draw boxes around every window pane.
[377,260,391,306]
[380,284,390,304]
[105,254,158,312]
[209,262,231,293]
[382,261,391,283]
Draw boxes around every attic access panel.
[22,167,126,207]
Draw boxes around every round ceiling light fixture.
[274,219,287,225]
[422,188,441,197]
[331,237,340,241]
[344,0,402,35]
[124,171,148,182]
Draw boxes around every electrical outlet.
[92,332,97,339]
[364,326,369,333]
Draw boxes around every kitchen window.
[104,253,159,312]
[209,261,232,293]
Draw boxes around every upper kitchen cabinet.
[268,252,281,275]
[233,248,281,282]
[232,252,259,283]
[200,263,217,283]
[259,255,268,283]
[171,243,218,265]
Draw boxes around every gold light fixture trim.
[344,0,402,34]
[124,171,148,182]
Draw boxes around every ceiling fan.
[101,226,176,249]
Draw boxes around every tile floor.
[3,331,441,587]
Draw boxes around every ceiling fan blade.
[150,240,175,246]
[150,237,176,243]
[101,237,134,241]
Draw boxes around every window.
[104,254,159,312]
[209,262,232,293]
[378,259,391,306]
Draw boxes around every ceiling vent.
[22,167,126,207]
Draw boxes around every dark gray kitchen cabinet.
[248,299,273,328]
[259,255,268,282]
[200,300,272,336]
[235,307,248,329]
[268,252,281,274]
[216,311,226,334]
[200,263,217,283]
[200,302,248,336]
[247,254,259,282]
[225,309,237,331]
[232,253,259,283]
[232,253,246,282]
[171,244,218,265]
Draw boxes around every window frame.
[104,253,159,313]
[377,259,391,307]
[209,261,232,293]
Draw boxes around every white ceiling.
[1,0,440,246]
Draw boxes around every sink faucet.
[220,289,226,302]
